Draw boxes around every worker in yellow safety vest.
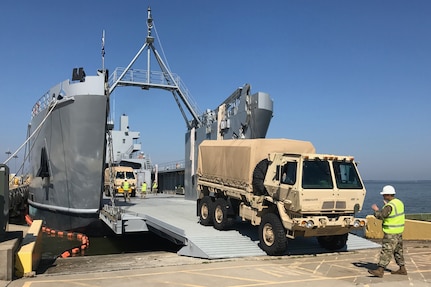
[152,181,158,194]
[368,185,406,278]
[141,182,147,198]
[122,179,130,201]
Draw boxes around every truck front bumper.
[290,216,367,237]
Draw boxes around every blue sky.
[1,1,430,180]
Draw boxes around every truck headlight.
[353,219,366,228]
[301,220,314,229]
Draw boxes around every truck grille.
[322,201,346,209]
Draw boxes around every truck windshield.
[333,161,363,189]
[126,172,135,179]
[302,160,333,189]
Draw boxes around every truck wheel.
[199,196,213,226]
[259,213,287,255]
[317,234,348,250]
[213,198,229,230]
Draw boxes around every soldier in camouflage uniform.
[368,185,407,277]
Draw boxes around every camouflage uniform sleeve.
[374,205,392,220]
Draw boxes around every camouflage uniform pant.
[378,233,405,268]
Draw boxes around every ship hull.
[28,73,108,231]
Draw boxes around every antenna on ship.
[101,30,106,72]
[147,6,153,37]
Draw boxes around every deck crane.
[108,7,202,130]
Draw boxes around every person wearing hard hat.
[368,185,406,278]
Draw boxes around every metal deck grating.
[101,194,380,259]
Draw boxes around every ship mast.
[101,30,106,72]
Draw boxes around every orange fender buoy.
[61,251,71,258]
[25,215,33,225]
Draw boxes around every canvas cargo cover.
[197,139,315,192]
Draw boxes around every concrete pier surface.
[3,239,430,287]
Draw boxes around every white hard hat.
[380,185,396,195]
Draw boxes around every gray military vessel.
[27,69,109,231]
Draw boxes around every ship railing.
[109,67,201,116]
[31,92,53,118]
[156,160,185,171]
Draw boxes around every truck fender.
[275,201,294,231]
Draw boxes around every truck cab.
[254,153,366,252]
[104,166,137,197]
[265,153,364,213]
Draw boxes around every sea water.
[358,180,431,217]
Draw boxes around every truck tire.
[199,196,213,226]
[259,213,287,255]
[252,159,269,195]
[213,198,229,230]
[317,233,348,250]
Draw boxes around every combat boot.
[391,266,407,275]
[368,266,384,277]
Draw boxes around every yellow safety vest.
[123,181,130,191]
[382,198,405,234]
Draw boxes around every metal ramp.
[179,233,266,259]
[99,194,379,259]
[100,194,266,259]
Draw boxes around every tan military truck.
[104,166,137,197]
[196,139,367,255]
